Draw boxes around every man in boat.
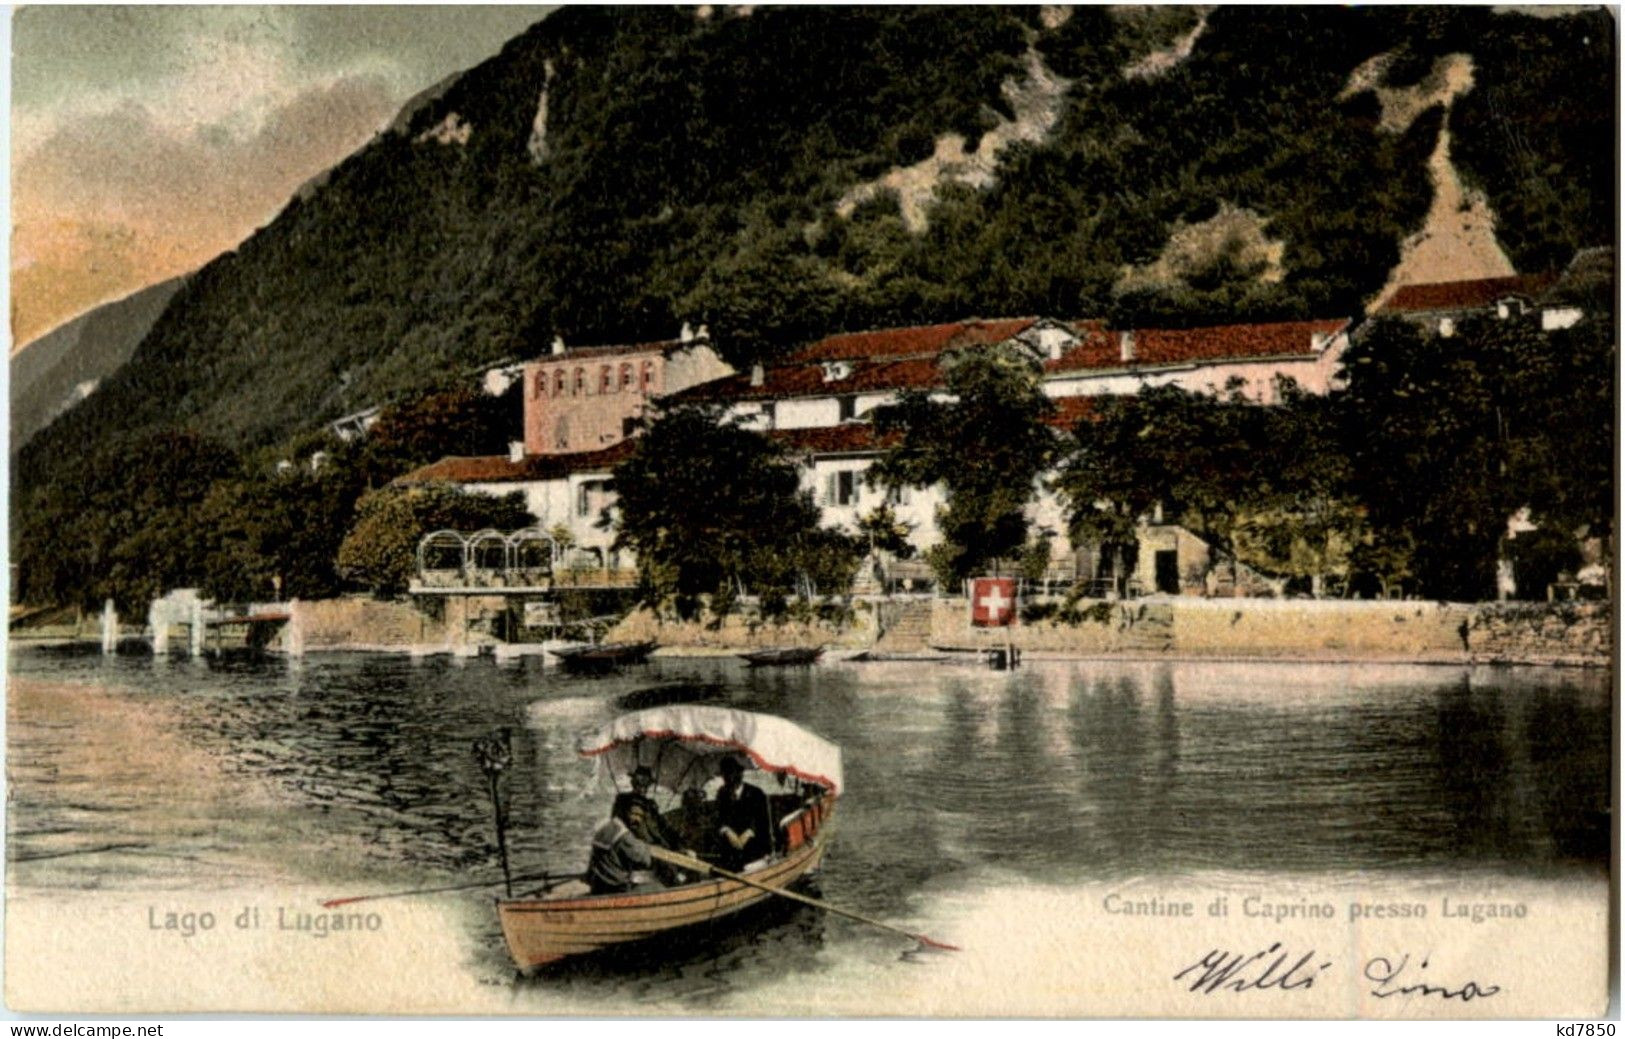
[585,795,658,895]
[613,765,689,885]
[614,766,682,849]
[713,755,774,870]
[670,786,719,861]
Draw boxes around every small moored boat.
[497,705,842,971]
[548,640,658,671]
[737,646,824,667]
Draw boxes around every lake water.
[6,648,1611,1011]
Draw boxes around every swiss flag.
[969,577,1017,628]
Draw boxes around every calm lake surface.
[7,649,1611,1006]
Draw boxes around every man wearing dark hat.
[613,765,682,850]
[586,792,655,894]
[713,756,773,871]
[611,765,690,885]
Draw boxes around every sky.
[11,5,553,348]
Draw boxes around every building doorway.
[1154,550,1180,595]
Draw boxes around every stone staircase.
[871,600,937,654]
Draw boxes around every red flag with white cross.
[969,577,1017,628]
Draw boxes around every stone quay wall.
[267,597,446,653]
[929,596,1610,667]
[607,602,879,653]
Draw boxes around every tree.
[196,466,362,603]
[1337,308,1614,601]
[1054,385,1254,595]
[610,404,858,602]
[336,482,531,596]
[1052,395,1161,596]
[869,342,1058,583]
[1233,383,1368,597]
[1057,381,1366,597]
[12,429,238,613]
[355,386,520,487]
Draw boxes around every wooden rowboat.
[737,646,824,667]
[548,640,657,671]
[498,792,835,970]
[498,705,843,971]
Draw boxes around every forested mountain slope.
[15,5,1613,491]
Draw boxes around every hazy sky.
[11,6,553,347]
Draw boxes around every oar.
[647,846,959,952]
[320,870,578,909]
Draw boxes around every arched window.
[620,363,634,390]
[600,366,613,394]
[532,372,546,399]
[640,361,655,392]
[553,370,566,396]
[573,367,585,395]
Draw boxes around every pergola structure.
[415,528,562,589]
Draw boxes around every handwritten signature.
[1364,954,1501,1002]
[1174,943,1331,994]
[1174,945,1501,1001]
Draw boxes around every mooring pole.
[101,599,118,655]
[472,729,514,897]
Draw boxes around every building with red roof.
[1379,274,1558,316]
[407,311,1359,591]
[519,326,731,456]
[1375,273,1562,337]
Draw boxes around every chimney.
[508,441,525,463]
[680,321,695,343]
[750,363,765,388]
[695,323,710,343]
[1310,331,1329,353]
[1119,330,1136,363]
[551,335,566,356]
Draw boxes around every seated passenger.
[614,766,681,849]
[671,786,717,860]
[714,756,773,871]
[585,797,654,895]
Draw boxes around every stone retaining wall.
[929,597,1610,666]
[607,602,878,652]
[268,597,444,652]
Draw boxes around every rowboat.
[497,705,843,971]
[737,646,824,667]
[547,640,657,671]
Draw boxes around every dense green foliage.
[1055,383,1362,595]
[13,387,520,611]
[14,430,237,613]
[1337,308,1614,601]
[610,404,859,608]
[1448,8,1615,273]
[336,482,532,596]
[1053,298,1614,602]
[870,343,1058,582]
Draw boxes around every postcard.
[7,4,1615,1020]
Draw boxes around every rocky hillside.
[15,5,1613,490]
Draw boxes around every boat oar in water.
[321,871,578,910]
[647,846,959,952]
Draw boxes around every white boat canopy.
[578,705,843,796]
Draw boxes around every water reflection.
[1523,684,1612,861]
[8,650,1611,994]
